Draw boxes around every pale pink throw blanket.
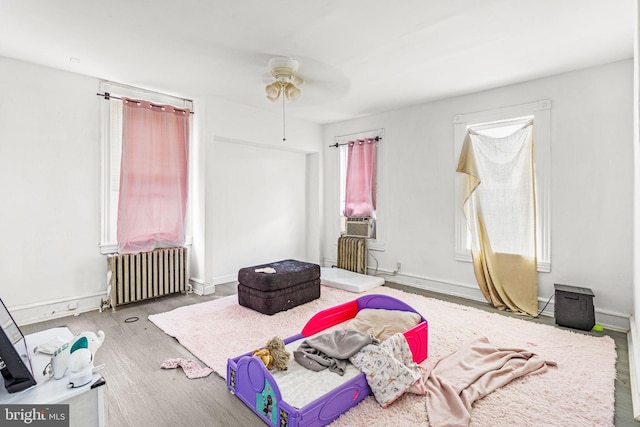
[426,336,556,427]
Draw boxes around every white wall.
[0,57,105,319]
[0,56,324,321]
[183,96,324,294]
[0,53,632,329]
[210,140,307,281]
[323,59,634,330]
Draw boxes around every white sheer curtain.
[456,119,538,316]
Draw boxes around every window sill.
[100,243,118,255]
[100,236,193,255]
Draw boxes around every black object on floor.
[554,283,595,331]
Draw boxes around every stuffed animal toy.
[252,337,290,371]
[252,348,274,369]
[265,336,290,371]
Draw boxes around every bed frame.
[226,294,428,427]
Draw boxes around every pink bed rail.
[301,294,428,363]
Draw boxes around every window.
[337,129,384,241]
[454,100,551,272]
[99,81,193,254]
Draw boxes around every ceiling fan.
[265,57,303,141]
[265,56,303,102]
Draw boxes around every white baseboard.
[628,316,640,420]
[8,292,107,327]
[10,272,241,325]
[376,269,487,303]
[213,274,237,286]
[378,270,630,332]
[189,274,237,296]
[322,259,631,331]
[378,270,631,331]
[189,277,216,296]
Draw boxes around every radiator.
[337,236,367,274]
[103,247,189,311]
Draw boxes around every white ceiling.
[0,0,634,124]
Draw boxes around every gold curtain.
[456,120,537,316]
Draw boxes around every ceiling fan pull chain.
[282,83,286,141]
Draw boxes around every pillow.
[345,308,422,341]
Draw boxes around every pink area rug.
[149,285,616,426]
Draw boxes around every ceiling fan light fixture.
[268,57,299,78]
[265,81,281,102]
[284,83,301,101]
[265,56,304,104]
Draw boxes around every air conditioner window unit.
[344,216,375,238]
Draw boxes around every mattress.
[238,259,320,291]
[270,334,362,409]
[320,267,384,293]
[237,279,321,316]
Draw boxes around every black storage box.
[237,259,321,315]
[554,283,595,331]
[238,259,320,291]
[237,279,321,316]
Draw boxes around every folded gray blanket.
[294,329,379,375]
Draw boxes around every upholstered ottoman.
[237,259,321,315]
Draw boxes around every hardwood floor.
[20,283,639,426]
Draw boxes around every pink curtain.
[343,138,377,217]
[117,98,190,254]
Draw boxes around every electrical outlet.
[395,261,402,273]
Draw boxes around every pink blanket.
[426,336,556,427]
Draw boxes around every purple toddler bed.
[226,294,428,426]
